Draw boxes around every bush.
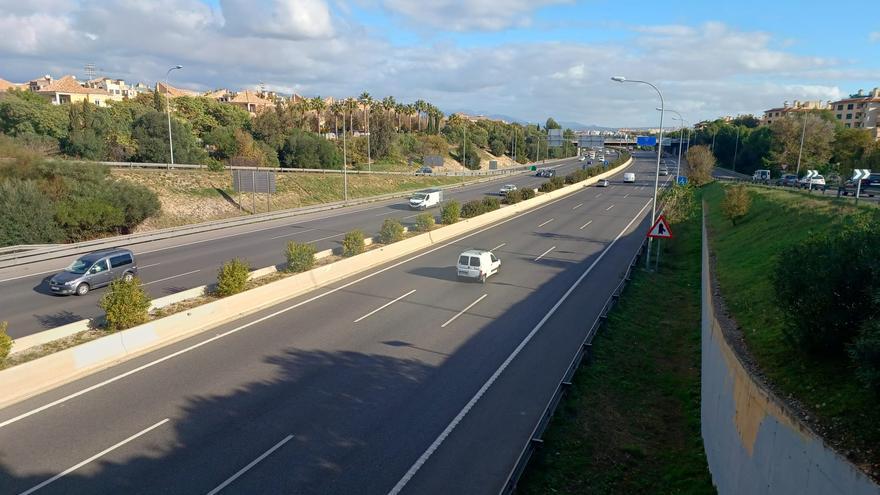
[441,200,461,224]
[216,258,250,296]
[482,196,501,212]
[207,159,225,172]
[342,230,365,256]
[539,181,555,193]
[504,189,523,204]
[773,226,880,355]
[99,277,151,332]
[415,213,435,232]
[521,187,536,200]
[0,321,11,362]
[285,241,316,273]
[721,184,751,225]
[379,218,405,244]
[550,176,565,190]
[851,318,880,394]
[461,199,485,218]
[660,185,696,224]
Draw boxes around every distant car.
[659,166,669,176]
[799,175,825,189]
[457,249,501,283]
[778,174,798,187]
[752,169,771,183]
[579,156,586,162]
[841,173,880,197]
[415,166,433,175]
[49,249,138,296]
[623,172,636,183]
[597,179,610,187]
[499,184,518,196]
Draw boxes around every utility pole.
[343,105,348,201]
[795,114,807,179]
[732,126,740,172]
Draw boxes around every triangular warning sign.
[647,215,673,239]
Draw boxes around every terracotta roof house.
[0,78,23,92]
[32,75,113,106]
[155,81,201,98]
[225,90,273,114]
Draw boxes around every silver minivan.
[49,249,138,295]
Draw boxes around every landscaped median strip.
[0,156,633,411]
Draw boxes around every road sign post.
[852,169,870,203]
[676,176,688,186]
[646,215,673,271]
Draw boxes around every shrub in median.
[342,230,365,256]
[550,176,565,190]
[521,188,536,200]
[721,184,751,225]
[379,218,405,244]
[504,189,523,204]
[99,277,151,332]
[539,181,555,193]
[482,196,501,212]
[415,213,435,232]
[0,321,11,361]
[461,199,485,218]
[441,200,461,225]
[216,258,251,296]
[285,241,317,273]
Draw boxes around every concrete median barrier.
[0,158,632,409]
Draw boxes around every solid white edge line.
[205,434,294,495]
[141,269,200,286]
[572,203,583,210]
[536,219,554,228]
[579,220,593,230]
[0,164,625,430]
[386,198,652,495]
[354,290,417,323]
[534,246,555,262]
[490,243,506,252]
[440,294,488,329]
[606,204,615,211]
[268,228,318,240]
[18,418,170,495]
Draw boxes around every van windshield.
[66,259,91,274]
[412,193,427,201]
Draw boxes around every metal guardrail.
[500,235,649,495]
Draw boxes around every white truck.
[409,189,443,209]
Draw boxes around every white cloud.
[380,0,570,31]
[221,0,334,40]
[870,31,880,42]
[0,3,869,127]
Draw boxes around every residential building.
[30,75,113,106]
[0,78,23,92]
[829,88,880,139]
[761,100,830,125]
[206,89,273,115]
[155,81,201,98]
[84,77,142,100]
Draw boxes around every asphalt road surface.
[0,156,607,339]
[0,152,662,494]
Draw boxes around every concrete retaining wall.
[0,160,631,410]
[700,207,880,495]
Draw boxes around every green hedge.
[461,199,485,218]
[286,241,316,273]
[99,277,152,331]
[379,218,405,243]
[415,213,435,232]
[216,258,250,296]
[0,321,11,362]
[521,188,536,200]
[441,200,460,224]
[504,189,523,204]
[342,230,365,256]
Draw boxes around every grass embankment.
[704,183,880,473]
[114,169,472,231]
[519,197,714,494]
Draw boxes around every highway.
[0,152,659,494]
[0,156,603,339]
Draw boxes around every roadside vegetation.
[519,191,713,494]
[704,182,880,478]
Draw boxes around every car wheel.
[480,273,487,284]
[75,283,90,296]
[122,272,134,282]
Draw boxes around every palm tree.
[345,97,357,134]
[359,92,373,170]
[311,96,326,134]
[395,103,405,131]
[382,96,396,123]
[330,101,344,138]
[414,100,426,132]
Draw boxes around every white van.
[409,189,443,209]
[456,249,501,283]
[623,173,636,183]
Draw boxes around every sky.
[0,0,878,127]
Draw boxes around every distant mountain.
[558,121,614,131]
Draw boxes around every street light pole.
[342,105,348,202]
[795,114,807,179]
[732,126,740,172]
[164,65,183,170]
[613,76,663,269]
[658,108,685,180]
